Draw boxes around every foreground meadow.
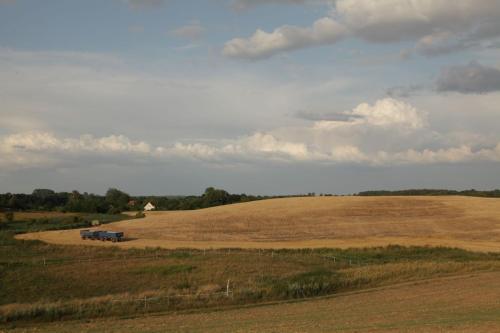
[7,271,500,332]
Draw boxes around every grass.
[132,264,196,276]
[2,213,129,234]
[7,271,500,332]
[3,209,500,325]
[0,212,79,223]
[6,244,499,324]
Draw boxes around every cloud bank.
[224,0,500,59]
[223,17,347,60]
[2,98,499,170]
[436,62,500,94]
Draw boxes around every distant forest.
[0,187,276,214]
[357,189,500,197]
[1,188,499,214]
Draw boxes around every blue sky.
[1,0,500,195]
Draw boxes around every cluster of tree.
[6,187,497,214]
[0,187,270,213]
[130,187,270,211]
[357,189,500,198]
[0,188,130,214]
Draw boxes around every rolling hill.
[18,196,500,251]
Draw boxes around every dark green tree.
[202,187,230,208]
[105,188,130,213]
[32,189,55,200]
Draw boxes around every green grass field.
[7,272,500,332]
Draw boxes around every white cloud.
[2,98,499,169]
[2,130,499,169]
[314,98,426,130]
[223,17,347,60]
[335,0,499,42]
[224,0,500,59]
[1,132,151,154]
[1,49,499,175]
[240,133,311,160]
[157,133,314,162]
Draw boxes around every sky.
[1,0,500,195]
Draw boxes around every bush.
[4,212,14,222]
[107,207,121,215]
[135,212,145,218]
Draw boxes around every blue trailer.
[80,230,124,242]
[80,230,100,240]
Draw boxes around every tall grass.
[3,217,500,324]
[3,260,499,323]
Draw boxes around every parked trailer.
[80,230,100,240]
[80,230,124,242]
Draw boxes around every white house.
[144,202,156,211]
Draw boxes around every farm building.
[144,202,156,211]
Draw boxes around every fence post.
[144,296,147,310]
[226,279,230,297]
[43,257,46,266]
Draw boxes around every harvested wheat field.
[17,196,500,251]
[10,271,500,333]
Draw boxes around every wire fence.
[1,248,376,268]
[110,291,234,309]
[108,279,234,309]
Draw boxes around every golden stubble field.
[17,196,500,251]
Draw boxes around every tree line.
[2,187,499,214]
[0,187,272,214]
[357,189,500,197]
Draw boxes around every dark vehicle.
[80,230,124,242]
[80,230,100,240]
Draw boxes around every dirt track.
[17,196,500,251]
